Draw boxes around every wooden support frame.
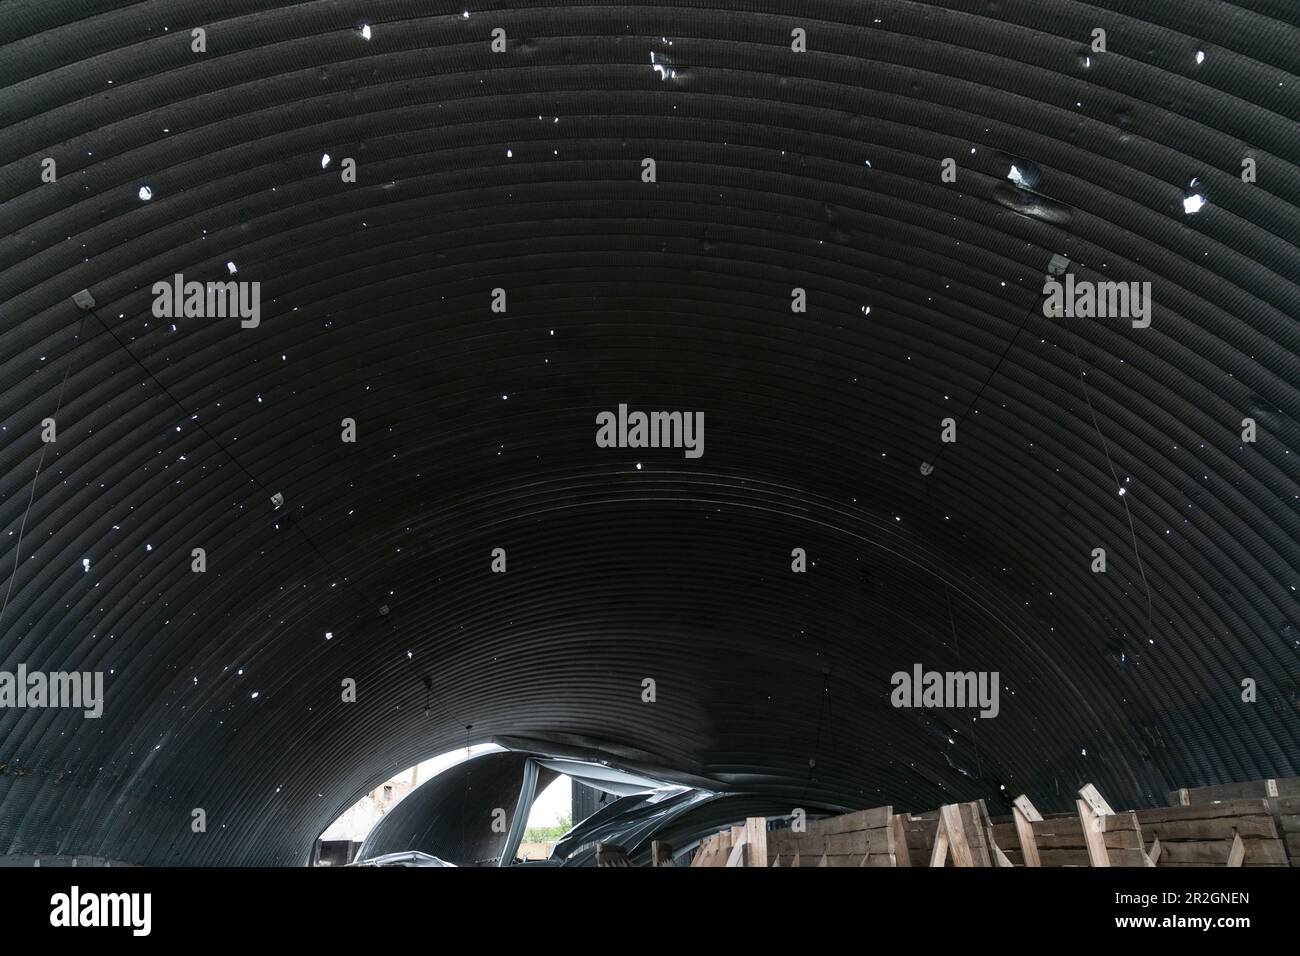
[890,814,912,868]
[930,803,978,867]
[1077,784,1115,867]
[1012,794,1043,867]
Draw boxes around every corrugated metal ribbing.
[0,1,1296,865]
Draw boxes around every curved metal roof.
[0,1,1297,865]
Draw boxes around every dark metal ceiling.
[1,1,1297,866]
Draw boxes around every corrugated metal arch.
[0,1,1296,865]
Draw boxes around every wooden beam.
[1079,783,1116,816]
[929,815,950,868]
[725,834,748,868]
[1076,795,1111,867]
[990,838,1015,867]
[939,803,977,867]
[689,836,709,867]
[890,814,912,868]
[745,817,769,868]
[1147,836,1161,865]
[1012,795,1042,867]
[1013,794,1043,822]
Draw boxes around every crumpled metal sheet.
[355,752,557,866]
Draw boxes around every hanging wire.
[0,314,89,633]
[1060,309,1154,647]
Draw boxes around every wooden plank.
[689,834,714,867]
[1100,812,1140,832]
[929,815,950,868]
[816,805,894,833]
[745,817,768,868]
[1107,848,1151,867]
[1106,829,1144,850]
[966,802,993,866]
[724,835,747,868]
[1170,777,1300,806]
[1032,816,1087,838]
[651,841,674,867]
[769,827,895,859]
[1226,833,1245,867]
[1012,795,1042,867]
[1077,796,1110,867]
[1013,794,1044,822]
[939,803,977,867]
[990,838,1014,867]
[1037,848,1093,866]
[1135,800,1272,825]
[890,815,912,868]
[1147,837,1161,865]
[808,830,895,856]
[1138,816,1277,842]
[904,811,940,829]
[1159,838,1287,866]
[1078,783,1116,816]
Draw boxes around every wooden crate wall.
[766,806,900,867]
[1135,800,1288,867]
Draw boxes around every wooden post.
[929,817,949,868]
[890,814,912,868]
[724,830,748,868]
[1077,784,1115,867]
[1012,794,1043,867]
[745,816,769,867]
[651,841,675,867]
[939,803,977,867]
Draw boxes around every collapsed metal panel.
[356,752,557,866]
